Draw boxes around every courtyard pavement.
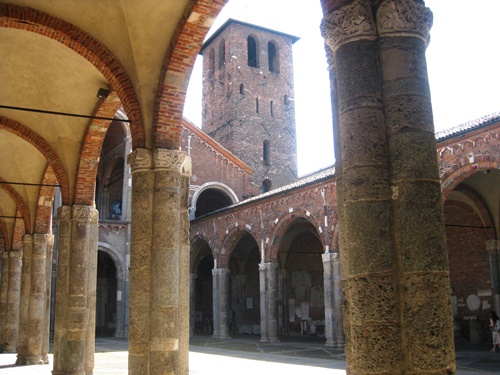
[0,335,498,374]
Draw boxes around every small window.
[268,42,278,73]
[219,39,226,69]
[256,97,259,114]
[208,48,215,79]
[263,140,270,165]
[262,179,272,193]
[284,94,289,105]
[240,84,245,95]
[247,36,258,68]
[270,100,274,117]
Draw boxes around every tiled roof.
[435,112,500,141]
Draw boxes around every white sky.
[184,0,500,177]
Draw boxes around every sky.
[183,0,500,177]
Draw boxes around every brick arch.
[35,165,57,234]
[446,184,495,234]
[441,158,500,200]
[267,211,324,263]
[190,234,214,273]
[0,117,70,204]
[0,176,31,234]
[0,220,9,250]
[0,3,145,149]
[75,91,123,205]
[153,0,228,149]
[219,225,258,268]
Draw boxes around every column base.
[325,339,345,348]
[26,356,45,365]
[42,354,50,364]
[212,334,231,340]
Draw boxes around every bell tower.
[200,19,299,192]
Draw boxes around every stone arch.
[441,159,500,200]
[0,117,70,204]
[0,4,145,149]
[219,226,259,269]
[190,235,214,274]
[267,210,324,263]
[191,182,238,218]
[97,242,125,278]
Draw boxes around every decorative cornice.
[321,0,377,55]
[22,233,33,245]
[212,268,231,276]
[377,0,433,43]
[127,148,153,172]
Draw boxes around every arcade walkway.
[0,336,498,374]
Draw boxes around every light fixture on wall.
[96,87,110,99]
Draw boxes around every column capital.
[22,234,33,245]
[322,251,340,263]
[486,239,500,254]
[377,0,433,43]
[9,249,23,259]
[212,268,230,276]
[127,148,153,172]
[33,233,55,247]
[57,205,72,221]
[154,149,192,176]
[321,0,377,55]
[259,262,279,271]
[72,205,98,223]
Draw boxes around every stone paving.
[0,336,498,374]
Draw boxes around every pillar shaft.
[323,252,344,348]
[53,205,98,375]
[42,234,54,364]
[0,252,9,348]
[487,240,500,314]
[212,268,230,339]
[189,273,197,338]
[17,234,34,365]
[128,148,191,375]
[4,249,22,353]
[321,0,455,373]
[259,262,279,342]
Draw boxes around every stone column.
[52,205,98,375]
[17,234,33,364]
[4,249,22,353]
[323,252,344,348]
[259,262,279,342]
[487,240,500,314]
[128,148,191,375]
[0,252,9,348]
[212,268,231,339]
[277,268,286,335]
[321,0,455,373]
[42,234,54,364]
[190,273,197,337]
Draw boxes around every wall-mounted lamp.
[96,88,110,99]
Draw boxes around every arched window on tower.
[247,36,258,68]
[284,94,290,106]
[219,39,226,69]
[268,41,278,73]
[261,179,272,193]
[240,84,245,95]
[263,140,270,165]
[208,48,215,80]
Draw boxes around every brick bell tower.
[200,19,299,193]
